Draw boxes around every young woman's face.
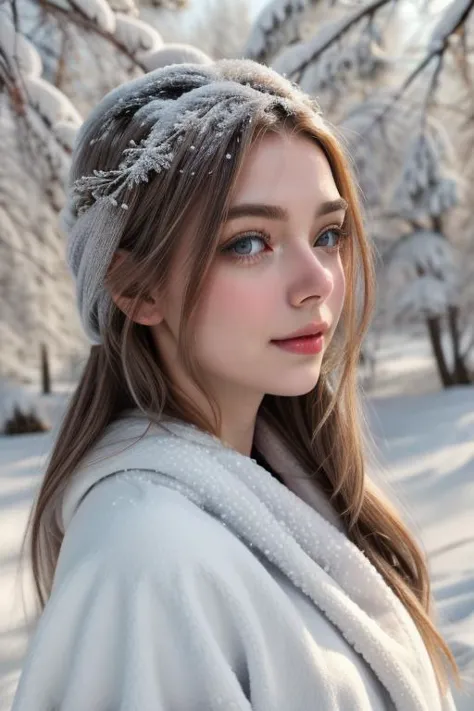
[151,131,347,418]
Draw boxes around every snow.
[0,108,87,387]
[0,14,43,79]
[381,230,460,319]
[114,12,164,56]
[72,0,116,33]
[429,0,473,52]
[107,0,139,15]
[0,334,473,709]
[140,0,252,61]
[52,120,79,151]
[270,0,388,77]
[23,77,82,127]
[141,42,212,72]
[71,67,297,212]
[366,383,474,704]
[275,30,386,95]
[244,0,308,61]
[392,131,458,219]
[248,0,274,19]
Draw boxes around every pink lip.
[272,321,329,341]
[271,333,325,355]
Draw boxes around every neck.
[219,416,257,457]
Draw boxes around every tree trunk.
[41,342,51,395]
[425,315,453,388]
[424,219,471,386]
[447,305,472,384]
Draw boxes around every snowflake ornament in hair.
[61,59,324,345]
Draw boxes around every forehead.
[230,131,340,208]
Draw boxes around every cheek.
[198,271,274,332]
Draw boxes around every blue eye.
[316,228,344,249]
[221,232,269,261]
[221,226,348,264]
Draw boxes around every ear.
[108,249,164,327]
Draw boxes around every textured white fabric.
[12,411,456,711]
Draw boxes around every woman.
[13,59,459,710]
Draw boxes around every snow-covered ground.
[367,387,474,708]
[0,335,473,709]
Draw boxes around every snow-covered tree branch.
[31,0,163,74]
[244,0,311,65]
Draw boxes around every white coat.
[12,410,456,711]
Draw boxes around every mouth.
[271,331,325,355]
[271,321,330,342]
[272,330,323,342]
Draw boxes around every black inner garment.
[250,445,284,485]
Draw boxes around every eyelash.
[220,226,350,264]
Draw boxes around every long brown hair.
[25,59,459,693]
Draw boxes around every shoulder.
[18,473,256,710]
[54,470,247,588]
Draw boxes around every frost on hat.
[70,61,314,216]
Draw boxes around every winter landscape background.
[1,0,473,708]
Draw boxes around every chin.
[265,372,321,397]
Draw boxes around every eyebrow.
[225,198,348,222]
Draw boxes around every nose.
[287,246,335,307]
